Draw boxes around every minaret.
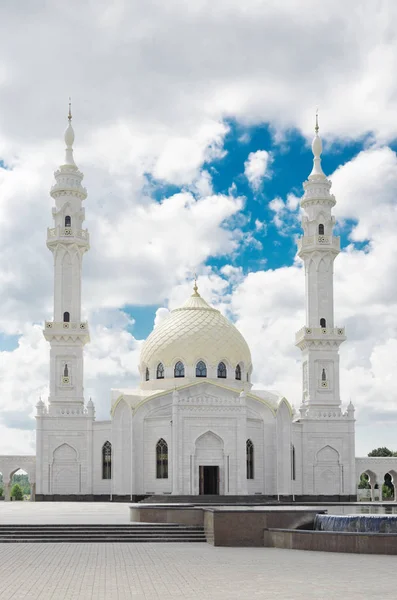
[295,114,346,416]
[43,102,90,411]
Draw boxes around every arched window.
[291,444,296,481]
[64,363,69,377]
[174,361,185,378]
[145,367,149,381]
[156,363,164,379]
[235,364,242,380]
[318,223,324,235]
[196,361,207,377]
[102,441,112,479]
[65,215,71,227]
[322,368,327,381]
[156,438,168,479]
[63,311,70,322]
[217,362,227,378]
[320,317,326,328]
[246,439,254,479]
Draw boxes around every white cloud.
[1,0,397,457]
[244,150,272,191]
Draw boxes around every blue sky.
[124,121,366,341]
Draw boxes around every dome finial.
[68,97,72,123]
[315,108,319,135]
[192,273,200,297]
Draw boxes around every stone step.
[0,537,206,543]
[0,523,206,543]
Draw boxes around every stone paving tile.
[0,542,395,600]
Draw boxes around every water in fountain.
[314,514,397,533]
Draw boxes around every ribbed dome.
[140,289,252,382]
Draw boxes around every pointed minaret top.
[309,109,325,179]
[64,98,76,167]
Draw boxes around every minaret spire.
[309,110,325,179]
[64,98,76,167]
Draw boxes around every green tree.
[358,473,370,489]
[11,473,30,496]
[11,483,23,501]
[368,447,397,457]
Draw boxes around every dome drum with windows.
[139,284,252,390]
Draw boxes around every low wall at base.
[204,509,322,547]
[265,528,397,554]
[130,505,204,526]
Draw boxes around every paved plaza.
[0,503,395,599]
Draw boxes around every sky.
[1,0,397,458]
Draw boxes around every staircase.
[0,523,207,543]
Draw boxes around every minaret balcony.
[295,326,346,346]
[44,320,90,343]
[47,226,89,245]
[297,235,340,254]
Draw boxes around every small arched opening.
[9,468,30,501]
[145,367,149,381]
[63,311,70,323]
[102,441,112,480]
[174,361,185,378]
[65,215,71,227]
[318,223,324,235]
[156,363,164,379]
[320,317,326,328]
[246,439,254,479]
[196,361,207,377]
[291,444,296,481]
[156,439,168,479]
[235,364,242,380]
[383,472,395,500]
[217,361,227,379]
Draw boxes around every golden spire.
[315,108,319,135]
[68,97,72,122]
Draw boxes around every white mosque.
[22,109,360,501]
[15,109,397,502]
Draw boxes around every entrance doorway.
[199,466,219,495]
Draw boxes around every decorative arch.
[52,443,79,495]
[53,442,78,462]
[195,430,224,450]
[217,361,227,379]
[102,441,112,479]
[174,361,185,378]
[316,445,340,463]
[196,360,207,377]
[156,438,168,479]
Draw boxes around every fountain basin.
[314,514,397,533]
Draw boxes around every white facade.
[33,115,358,500]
